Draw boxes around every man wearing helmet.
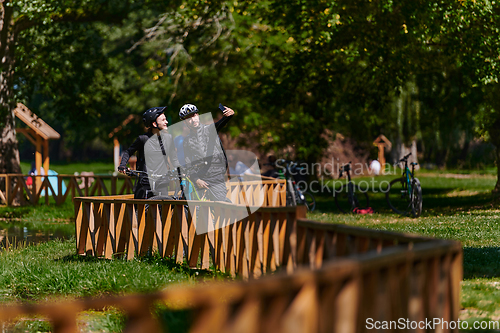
[179,103,234,202]
[118,107,180,199]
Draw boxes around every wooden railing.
[0,174,286,207]
[0,198,462,332]
[74,196,446,277]
[74,197,297,277]
[227,179,286,207]
[0,174,134,206]
[0,232,462,332]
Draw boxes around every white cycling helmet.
[179,104,199,120]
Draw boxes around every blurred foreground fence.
[0,198,462,332]
[0,174,286,207]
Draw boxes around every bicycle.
[334,162,370,214]
[125,161,211,201]
[276,159,316,211]
[385,153,423,217]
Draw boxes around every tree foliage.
[3,0,500,189]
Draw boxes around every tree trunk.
[489,118,500,198]
[0,1,21,174]
[493,147,500,198]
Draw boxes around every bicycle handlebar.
[124,169,147,177]
[398,153,412,163]
[338,161,352,178]
[124,161,209,181]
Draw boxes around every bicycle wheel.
[334,183,369,214]
[304,191,316,211]
[386,178,411,215]
[410,178,423,218]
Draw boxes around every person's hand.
[118,167,129,175]
[222,106,234,117]
[196,179,209,189]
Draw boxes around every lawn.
[309,171,500,330]
[0,165,499,331]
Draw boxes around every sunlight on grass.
[307,173,500,326]
[1,171,499,330]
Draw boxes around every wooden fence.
[0,197,462,332]
[0,174,286,207]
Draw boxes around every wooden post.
[35,134,43,193]
[43,139,50,174]
[5,175,11,206]
[373,135,392,175]
[114,138,120,171]
[377,143,386,168]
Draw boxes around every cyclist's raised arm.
[118,136,143,173]
[214,106,234,132]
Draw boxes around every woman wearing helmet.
[118,106,180,199]
[179,103,234,202]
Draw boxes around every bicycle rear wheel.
[386,178,411,215]
[302,191,316,211]
[411,178,423,218]
[334,183,369,214]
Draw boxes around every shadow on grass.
[463,247,500,279]
[313,190,495,216]
[155,307,193,333]
[57,253,225,279]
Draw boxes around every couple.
[118,103,235,202]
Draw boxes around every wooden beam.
[14,103,60,140]
[15,128,37,145]
[114,138,120,171]
[43,139,50,174]
[35,134,43,192]
[0,186,6,204]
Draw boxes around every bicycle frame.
[397,154,416,198]
[340,163,355,205]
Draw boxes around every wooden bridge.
[0,185,462,332]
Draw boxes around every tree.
[0,0,183,171]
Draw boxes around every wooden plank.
[335,277,360,333]
[163,204,175,257]
[140,204,155,255]
[281,283,319,333]
[221,298,260,333]
[127,204,137,260]
[0,185,6,204]
[115,203,129,256]
[187,207,200,267]
[77,202,90,254]
[86,202,95,255]
[14,103,60,140]
[5,175,11,206]
[105,203,115,259]
[74,200,83,253]
[91,202,102,256]
[314,230,325,269]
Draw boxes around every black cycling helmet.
[143,106,166,127]
[179,104,199,120]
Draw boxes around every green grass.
[308,172,500,330]
[0,238,221,303]
[1,168,499,331]
[20,160,116,175]
[0,238,222,332]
